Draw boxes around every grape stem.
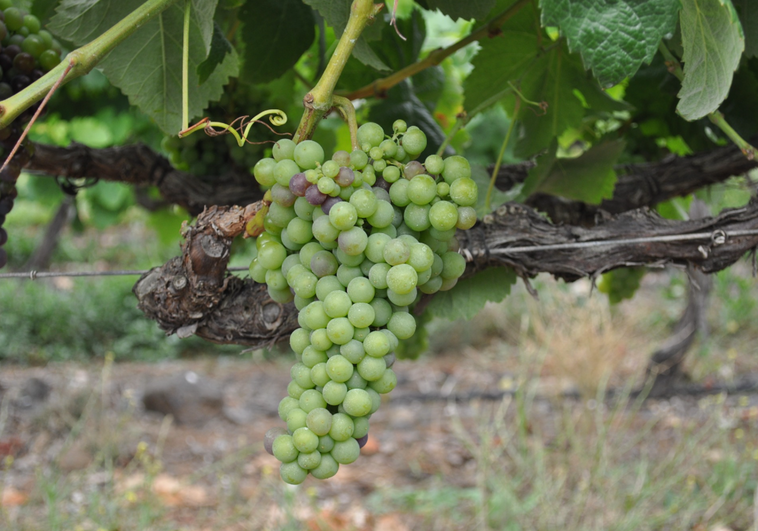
[332,95,360,151]
[342,0,531,101]
[0,0,181,129]
[658,42,756,161]
[294,0,383,143]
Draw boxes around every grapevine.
[253,120,478,483]
[0,1,63,270]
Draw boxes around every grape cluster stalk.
[0,1,64,269]
[250,120,478,484]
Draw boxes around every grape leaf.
[737,0,758,57]
[514,44,587,157]
[677,0,744,120]
[540,0,680,87]
[425,0,496,20]
[239,0,315,84]
[471,163,511,217]
[197,23,233,85]
[426,267,516,321]
[49,0,237,135]
[464,31,540,112]
[303,0,389,71]
[521,140,624,204]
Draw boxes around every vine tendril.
[178,109,289,146]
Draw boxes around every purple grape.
[31,69,44,82]
[321,196,342,214]
[10,75,29,92]
[3,44,20,60]
[0,197,12,215]
[0,83,11,100]
[289,172,310,197]
[271,183,296,207]
[0,227,6,246]
[404,160,425,179]
[374,176,391,191]
[305,184,327,205]
[264,427,288,456]
[335,167,355,187]
[384,352,396,369]
[0,54,11,72]
[12,52,33,74]
[356,434,369,448]
[0,167,16,183]
[332,150,350,166]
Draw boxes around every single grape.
[273,138,297,161]
[357,122,385,148]
[450,177,478,207]
[272,434,299,463]
[280,462,308,485]
[294,140,325,169]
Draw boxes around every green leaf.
[49,0,238,135]
[540,0,680,87]
[303,0,389,71]
[464,31,540,112]
[239,0,315,84]
[426,267,517,321]
[197,23,234,85]
[677,0,745,120]
[425,0,496,20]
[514,45,587,157]
[737,0,758,57]
[521,140,624,204]
[471,163,511,217]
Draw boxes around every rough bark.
[133,200,758,348]
[492,141,758,225]
[26,139,757,222]
[24,195,75,270]
[25,143,263,216]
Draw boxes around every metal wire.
[0,266,250,280]
[1,227,757,281]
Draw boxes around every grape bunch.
[597,267,646,304]
[0,2,64,269]
[250,120,478,484]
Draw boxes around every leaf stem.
[182,0,191,133]
[342,0,531,100]
[0,0,180,129]
[486,96,520,211]
[294,0,382,143]
[659,41,756,160]
[332,95,360,150]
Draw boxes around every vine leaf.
[303,0,389,71]
[426,267,516,321]
[464,31,540,112]
[424,0,496,21]
[737,0,758,58]
[677,0,744,120]
[521,140,624,204]
[49,0,238,135]
[514,44,587,157]
[540,0,680,87]
[239,0,315,84]
[197,23,233,85]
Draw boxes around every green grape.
[442,155,471,184]
[357,122,385,148]
[363,330,391,358]
[437,182,450,197]
[350,150,369,169]
[265,269,288,291]
[294,295,314,310]
[326,317,354,345]
[403,203,431,232]
[21,34,44,57]
[312,215,340,244]
[298,450,322,470]
[326,354,354,382]
[369,298,393,327]
[317,176,337,195]
[316,275,344,301]
[340,339,365,364]
[337,264,363,286]
[389,179,411,207]
[302,346,328,368]
[302,301,330,330]
[450,177,478,207]
[280,462,308,485]
[401,127,427,156]
[294,196,316,220]
[299,389,328,413]
[370,369,397,394]
[347,277,375,304]
[324,290,352,318]
[366,200,395,228]
[329,202,358,230]
[329,413,355,441]
[310,328,333,351]
[292,427,319,453]
[425,154,444,175]
[272,434,298,463]
[457,206,477,230]
[346,371,368,390]
[407,243,434,272]
[306,408,333,436]
[388,312,417,340]
[429,201,459,232]
[294,140,325,169]
[318,435,335,454]
[311,453,339,479]
[407,175,437,205]
[343,389,372,417]
[357,356,386,381]
[441,252,466,279]
[310,250,339,278]
[338,226,368,256]
[387,288,417,307]
[348,302,375,328]
[278,397,300,421]
[386,264,418,295]
[22,14,41,34]
[323,381,348,406]
[290,328,311,355]
[349,188,378,218]
[273,139,297,161]
[310,363,330,387]
[393,119,408,133]
[334,248,364,267]
[286,408,308,432]
[4,8,23,32]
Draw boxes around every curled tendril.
[178,108,289,146]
